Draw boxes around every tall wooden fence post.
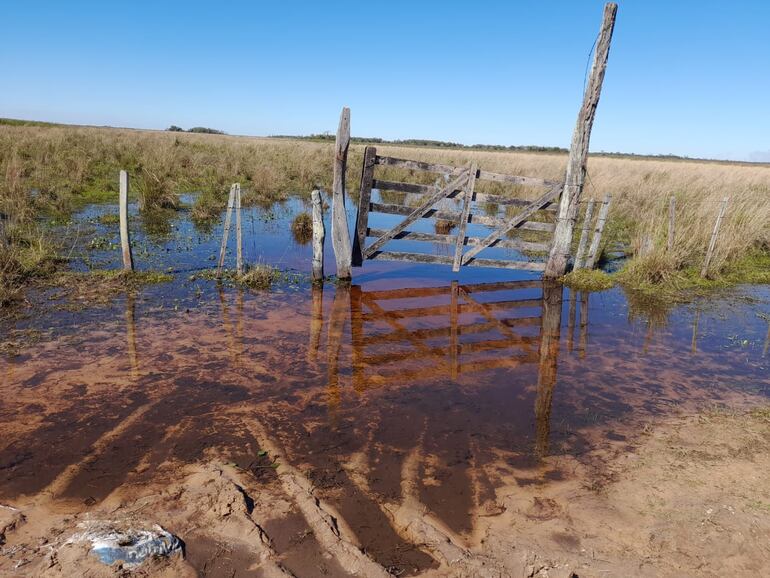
[585,194,611,269]
[701,197,729,278]
[667,196,676,252]
[331,107,352,280]
[311,189,325,282]
[119,170,134,271]
[216,184,236,278]
[574,200,595,269]
[352,146,377,266]
[545,2,617,278]
[235,183,243,275]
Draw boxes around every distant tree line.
[268,132,569,153]
[167,125,226,135]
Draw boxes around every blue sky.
[2,1,769,161]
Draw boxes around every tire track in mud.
[239,412,393,577]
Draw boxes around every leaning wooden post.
[545,2,617,278]
[352,146,377,267]
[585,194,611,269]
[667,196,676,252]
[701,197,729,278]
[311,189,325,282]
[119,170,134,271]
[573,200,595,269]
[235,183,243,276]
[331,107,352,280]
[216,184,236,278]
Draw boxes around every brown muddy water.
[0,195,768,576]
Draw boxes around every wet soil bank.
[0,199,768,576]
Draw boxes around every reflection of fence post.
[235,183,243,275]
[567,288,577,353]
[332,107,352,280]
[125,292,139,378]
[119,170,134,271]
[350,285,365,392]
[535,281,563,458]
[667,196,676,252]
[450,281,459,379]
[579,292,589,358]
[309,283,324,362]
[585,194,611,269]
[327,283,349,416]
[701,197,729,278]
[311,189,325,282]
[545,2,617,278]
[216,184,236,278]
[574,200,595,269]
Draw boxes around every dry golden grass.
[1,123,768,296]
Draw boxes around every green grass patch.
[561,269,615,292]
[98,213,120,225]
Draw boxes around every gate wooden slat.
[363,169,470,259]
[372,179,558,212]
[368,203,555,233]
[365,228,550,253]
[369,250,546,271]
[452,162,477,271]
[461,184,562,265]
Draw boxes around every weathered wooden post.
[585,194,612,269]
[235,183,243,275]
[701,197,729,278]
[216,184,237,278]
[667,196,676,252]
[331,107,352,280]
[352,146,377,266]
[119,170,134,271]
[573,200,595,269]
[545,2,617,278]
[311,189,325,282]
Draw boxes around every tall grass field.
[1,122,768,303]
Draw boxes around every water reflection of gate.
[350,280,545,389]
[310,280,575,456]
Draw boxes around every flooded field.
[1,194,769,577]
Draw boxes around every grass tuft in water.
[561,269,615,292]
[291,212,313,245]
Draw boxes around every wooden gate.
[352,146,565,272]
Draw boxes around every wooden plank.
[546,2,617,277]
[369,250,546,271]
[216,184,236,278]
[372,179,557,212]
[477,170,561,188]
[461,185,562,265]
[461,279,542,292]
[361,279,541,301]
[352,146,376,266]
[585,194,611,269]
[574,200,595,269]
[311,189,325,281]
[701,197,729,278]
[368,203,555,232]
[375,155,460,174]
[363,169,470,258]
[235,183,243,275]
[475,192,558,212]
[460,336,538,354]
[118,170,134,272]
[453,162,477,271]
[332,107,352,279]
[366,228,551,252]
